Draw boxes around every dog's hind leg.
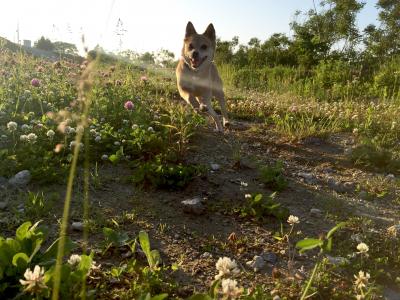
[197,96,223,132]
[214,90,230,127]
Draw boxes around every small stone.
[200,252,212,259]
[0,201,8,210]
[343,182,356,193]
[71,222,84,231]
[181,197,205,215]
[210,163,220,171]
[246,255,266,272]
[326,255,349,266]
[261,252,277,264]
[310,208,322,217]
[122,251,132,259]
[9,170,31,187]
[298,172,317,184]
[273,296,281,300]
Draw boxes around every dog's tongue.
[191,58,200,67]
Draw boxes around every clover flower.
[31,78,40,87]
[221,278,243,298]
[354,270,370,290]
[287,215,300,225]
[20,135,28,142]
[124,100,134,110]
[46,130,55,138]
[356,243,369,254]
[68,254,82,266]
[7,121,17,131]
[20,265,47,294]
[27,133,38,144]
[215,257,240,280]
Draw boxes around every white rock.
[200,252,213,259]
[246,255,266,272]
[181,197,205,215]
[71,222,84,231]
[310,208,322,217]
[0,201,7,210]
[210,163,220,171]
[8,170,31,187]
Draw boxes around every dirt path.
[74,120,399,296]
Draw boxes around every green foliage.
[259,160,288,191]
[138,231,161,270]
[0,221,77,298]
[131,154,203,189]
[240,192,289,221]
[34,36,54,52]
[350,142,400,174]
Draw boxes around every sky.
[0,0,380,57]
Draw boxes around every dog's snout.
[192,51,199,59]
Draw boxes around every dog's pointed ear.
[203,23,216,41]
[185,21,197,37]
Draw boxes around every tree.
[53,41,78,55]
[34,36,54,51]
[155,49,175,67]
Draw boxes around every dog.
[176,21,229,132]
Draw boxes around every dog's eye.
[200,44,207,50]
[188,43,194,50]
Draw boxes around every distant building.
[23,40,31,48]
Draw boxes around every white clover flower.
[20,135,28,142]
[27,133,38,144]
[101,154,108,161]
[245,194,252,199]
[132,124,138,130]
[354,270,370,290]
[221,278,243,298]
[7,121,17,132]
[114,141,121,146]
[287,215,300,225]
[356,243,369,253]
[68,254,82,266]
[68,127,76,135]
[147,126,155,133]
[19,265,47,294]
[21,124,30,132]
[215,257,240,280]
[90,129,97,135]
[122,119,129,125]
[95,135,101,142]
[46,130,55,138]
[36,123,43,129]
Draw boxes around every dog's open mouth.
[190,56,207,69]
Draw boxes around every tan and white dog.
[176,21,229,132]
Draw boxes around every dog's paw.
[199,104,208,112]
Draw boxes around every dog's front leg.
[197,96,224,132]
[178,88,200,111]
